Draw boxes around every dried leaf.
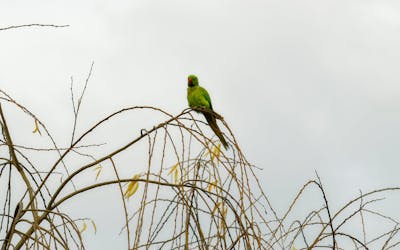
[168,163,179,175]
[93,164,103,180]
[207,179,218,192]
[91,220,97,234]
[32,119,41,135]
[124,174,140,199]
[174,168,179,183]
[218,203,228,236]
[214,143,221,160]
[210,144,221,163]
[125,184,138,198]
[80,222,87,233]
[212,202,222,216]
[131,182,139,194]
[219,222,226,236]
[222,206,228,218]
[94,165,102,170]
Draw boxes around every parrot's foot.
[191,107,223,120]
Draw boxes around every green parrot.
[187,74,229,149]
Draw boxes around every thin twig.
[0,24,69,31]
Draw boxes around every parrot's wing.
[199,87,213,110]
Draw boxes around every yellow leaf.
[125,184,138,198]
[219,221,226,235]
[214,143,221,159]
[291,247,297,250]
[222,206,228,218]
[212,202,222,216]
[207,178,212,192]
[124,174,140,199]
[32,119,41,135]
[130,182,139,197]
[93,165,103,180]
[219,203,228,236]
[168,163,179,175]
[80,222,87,233]
[125,183,138,199]
[91,220,97,234]
[94,165,102,170]
[174,168,179,183]
[210,144,221,163]
[207,179,218,192]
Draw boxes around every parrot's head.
[187,74,199,87]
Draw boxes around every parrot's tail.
[204,113,229,150]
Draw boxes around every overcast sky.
[1,0,400,248]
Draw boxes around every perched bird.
[187,74,229,149]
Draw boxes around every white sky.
[2,0,400,249]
